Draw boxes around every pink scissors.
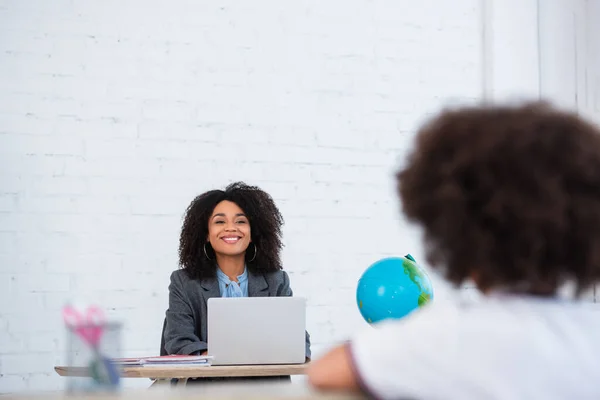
[63,305,106,347]
[62,305,120,386]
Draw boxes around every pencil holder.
[63,308,123,393]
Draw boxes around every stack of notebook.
[112,355,212,368]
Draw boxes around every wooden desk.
[54,363,309,379]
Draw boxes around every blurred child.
[307,102,600,399]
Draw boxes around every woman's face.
[207,200,252,258]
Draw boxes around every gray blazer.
[163,268,311,359]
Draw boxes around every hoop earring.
[203,243,214,261]
[248,243,257,263]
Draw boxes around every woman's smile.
[221,235,242,244]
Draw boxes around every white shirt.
[350,293,600,400]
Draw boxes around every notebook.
[112,355,212,367]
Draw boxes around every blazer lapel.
[200,276,221,299]
[248,270,269,297]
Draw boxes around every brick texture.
[0,0,594,394]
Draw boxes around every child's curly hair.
[397,101,600,297]
[179,181,284,280]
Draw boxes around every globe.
[356,254,434,324]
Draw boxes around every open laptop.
[207,296,306,366]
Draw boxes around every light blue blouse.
[216,266,248,297]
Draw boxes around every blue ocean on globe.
[356,254,434,324]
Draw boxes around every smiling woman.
[162,182,311,364]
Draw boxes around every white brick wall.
[536,0,600,124]
[584,0,600,125]
[0,0,596,394]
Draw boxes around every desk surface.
[54,363,309,379]
[1,383,365,400]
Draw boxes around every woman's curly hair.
[397,101,600,297]
[179,181,284,280]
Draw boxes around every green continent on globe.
[402,258,431,307]
[418,292,431,306]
